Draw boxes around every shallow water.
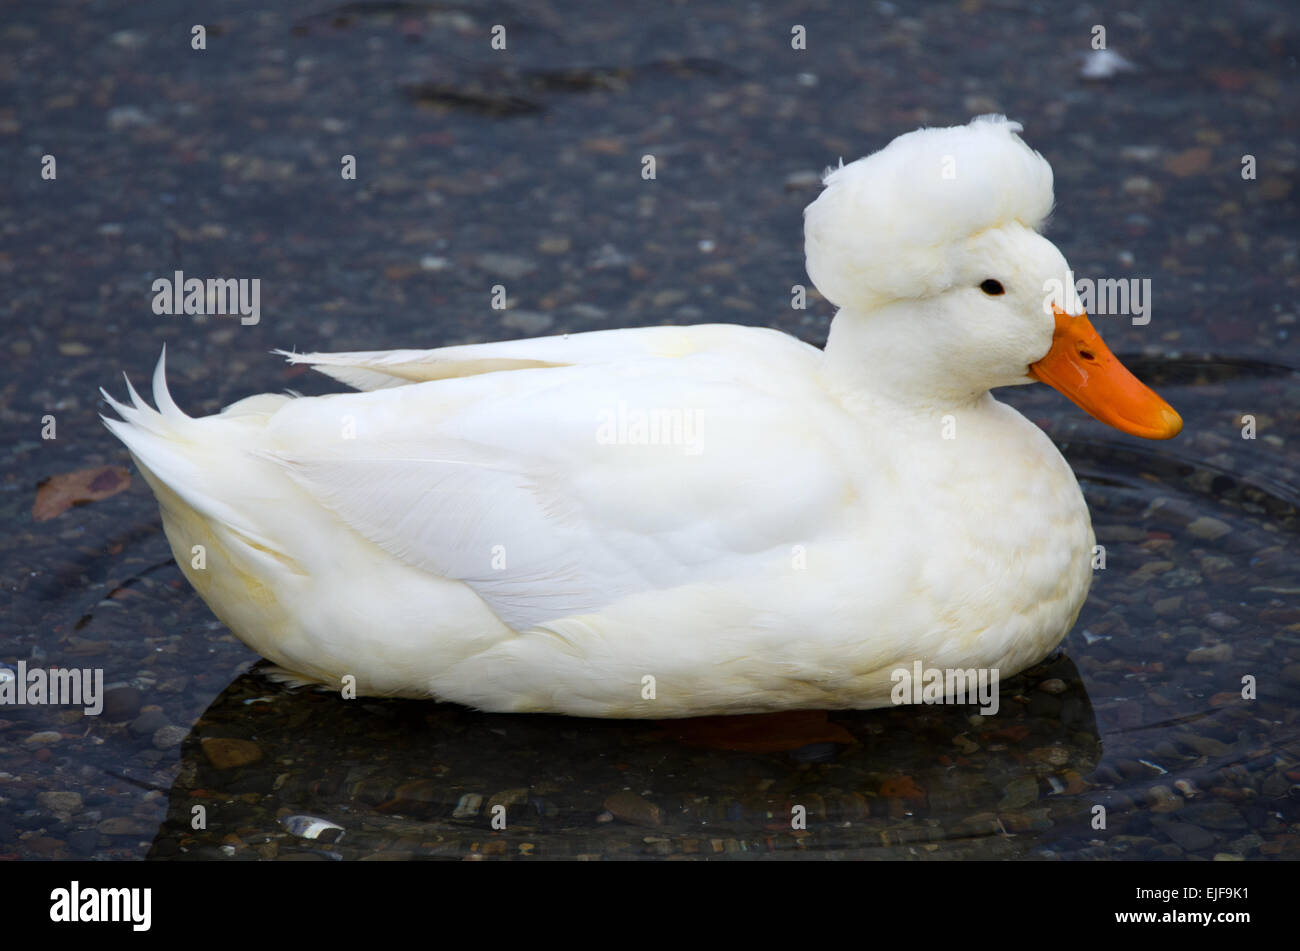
[2,1,1297,859]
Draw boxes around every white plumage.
[805,114,1055,310]
[103,116,1180,717]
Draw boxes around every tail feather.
[99,346,189,438]
[151,345,186,420]
[100,347,279,550]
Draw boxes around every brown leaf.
[1163,147,1211,178]
[581,137,625,155]
[32,465,131,522]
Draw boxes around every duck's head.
[806,114,1181,439]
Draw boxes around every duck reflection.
[146,653,1101,860]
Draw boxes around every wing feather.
[263,330,846,629]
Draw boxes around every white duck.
[103,115,1180,718]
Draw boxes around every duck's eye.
[979,279,1005,296]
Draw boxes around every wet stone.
[1001,808,1052,833]
[24,731,63,748]
[1154,819,1216,853]
[1147,785,1182,813]
[951,734,979,755]
[38,791,83,818]
[129,709,169,736]
[1204,612,1240,631]
[1186,516,1231,540]
[1173,733,1231,757]
[1028,746,1070,767]
[382,779,439,813]
[152,725,188,750]
[536,236,571,254]
[1115,759,1151,779]
[349,777,394,807]
[999,776,1039,810]
[1186,643,1232,663]
[1181,802,1248,831]
[1173,779,1200,799]
[477,253,537,280]
[1152,741,1182,761]
[100,686,143,721]
[26,836,66,857]
[1228,833,1263,855]
[200,737,264,769]
[486,788,529,813]
[1153,596,1183,615]
[1124,811,1159,839]
[97,816,155,836]
[605,790,663,827]
[1260,772,1291,798]
[66,830,99,856]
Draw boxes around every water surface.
[1,0,1297,860]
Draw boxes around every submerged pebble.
[605,791,663,827]
[1186,516,1231,540]
[1185,643,1232,663]
[200,737,264,769]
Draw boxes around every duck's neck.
[822,304,986,416]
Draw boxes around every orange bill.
[1028,307,1182,440]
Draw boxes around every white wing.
[276,323,806,390]
[263,327,853,630]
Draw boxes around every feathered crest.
[804,115,1055,310]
